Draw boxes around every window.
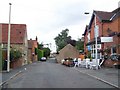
[112,47,116,54]
[97,44,101,49]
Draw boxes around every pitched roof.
[111,7,120,21]
[28,39,38,49]
[1,23,27,44]
[88,7,120,29]
[56,44,79,63]
[83,25,88,36]
[94,11,114,21]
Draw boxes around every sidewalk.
[0,64,29,86]
[74,66,120,88]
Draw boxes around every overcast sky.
[0,0,119,52]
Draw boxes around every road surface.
[2,58,115,88]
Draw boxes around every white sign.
[101,37,113,42]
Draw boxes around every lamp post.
[7,3,12,72]
[94,14,99,69]
[85,12,99,69]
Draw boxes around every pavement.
[0,64,29,87]
[0,61,120,88]
[74,66,120,88]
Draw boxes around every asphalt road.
[2,58,115,88]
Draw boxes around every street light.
[84,11,99,69]
[94,13,99,69]
[7,3,12,72]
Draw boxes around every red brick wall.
[84,31,88,54]
[31,40,38,62]
[90,16,103,40]
[1,24,26,44]
[103,17,119,54]
[88,15,120,67]
[28,40,38,62]
[10,58,23,69]
[89,15,120,54]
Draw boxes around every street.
[2,58,115,88]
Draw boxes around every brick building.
[28,37,38,63]
[83,25,89,56]
[0,23,28,69]
[83,7,120,67]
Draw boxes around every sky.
[0,0,120,52]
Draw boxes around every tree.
[54,29,71,51]
[54,28,85,52]
[43,48,51,58]
[75,38,84,52]
[67,39,76,46]
[38,43,43,49]
[38,43,51,58]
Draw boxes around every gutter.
[109,13,117,21]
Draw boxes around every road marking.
[0,70,22,88]
[74,68,119,89]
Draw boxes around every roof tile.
[1,23,27,44]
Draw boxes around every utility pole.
[7,3,12,72]
[94,13,98,69]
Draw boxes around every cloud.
[1,0,119,52]
[51,0,91,27]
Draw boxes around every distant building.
[28,37,38,63]
[1,23,28,69]
[56,44,79,63]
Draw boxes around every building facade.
[28,37,38,63]
[83,7,120,67]
[56,44,79,63]
[0,23,28,69]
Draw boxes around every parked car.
[40,57,47,61]
[62,58,74,67]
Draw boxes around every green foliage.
[104,48,111,54]
[54,29,84,52]
[37,49,44,60]
[54,29,72,51]
[37,42,51,60]
[43,48,51,58]
[35,48,38,55]
[38,43,43,49]
[10,49,22,61]
[87,51,91,58]
[75,38,84,51]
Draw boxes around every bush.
[10,49,22,61]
